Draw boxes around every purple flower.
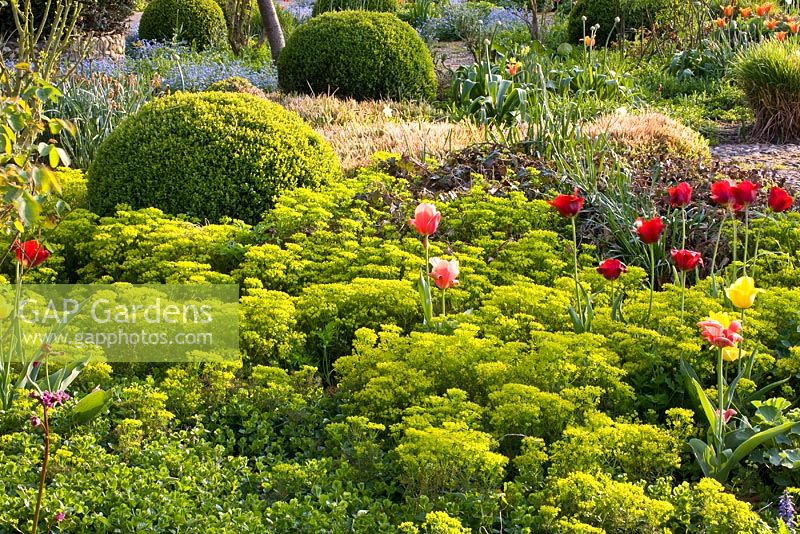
[779,489,796,530]
[31,416,42,428]
[55,511,65,522]
[36,390,71,409]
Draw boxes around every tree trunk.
[528,0,539,40]
[256,0,285,62]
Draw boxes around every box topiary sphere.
[277,11,436,101]
[87,92,341,224]
[312,0,398,17]
[138,0,227,49]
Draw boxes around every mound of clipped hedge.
[87,92,340,224]
[277,11,436,101]
[312,0,398,16]
[138,0,226,48]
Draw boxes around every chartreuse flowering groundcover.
[6,0,800,530]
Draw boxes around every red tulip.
[12,240,50,268]
[597,258,627,281]
[710,179,735,207]
[409,202,441,237]
[671,249,704,271]
[717,408,737,424]
[732,180,760,209]
[768,186,792,212]
[668,182,693,208]
[698,318,743,348]
[429,257,459,290]
[548,192,584,218]
[634,216,664,244]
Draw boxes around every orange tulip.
[775,31,788,40]
[715,17,727,28]
[756,2,773,16]
[765,18,778,30]
[789,21,800,33]
[723,4,734,17]
[582,36,596,47]
[740,7,752,18]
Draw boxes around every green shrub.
[206,76,267,97]
[55,167,88,209]
[50,207,249,283]
[668,478,769,533]
[294,278,420,367]
[733,40,800,142]
[312,0,398,16]
[139,0,227,48]
[548,415,682,482]
[240,288,306,366]
[398,511,470,533]
[547,471,674,532]
[277,11,437,101]
[87,92,340,224]
[394,421,508,496]
[567,0,669,45]
[488,383,576,442]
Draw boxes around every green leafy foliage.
[277,11,437,101]
[87,92,340,223]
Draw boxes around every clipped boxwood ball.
[139,0,226,49]
[312,0,398,17]
[277,11,436,101]
[87,92,341,224]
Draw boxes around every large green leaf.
[717,421,800,482]
[688,438,715,477]
[71,389,111,425]
[682,364,718,430]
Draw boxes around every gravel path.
[128,12,142,36]
[712,143,800,189]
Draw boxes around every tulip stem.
[571,217,582,319]
[742,209,749,276]
[732,213,738,282]
[681,206,687,250]
[424,238,430,276]
[647,243,655,321]
[717,346,724,468]
[710,211,728,297]
[740,307,747,377]
[441,289,446,318]
[680,270,686,323]
[31,405,50,534]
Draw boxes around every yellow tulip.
[705,311,735,329]
[722,346,740,362]
[725,276,765,310]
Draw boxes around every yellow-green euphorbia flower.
[726,276,765,310]
[0,297,12,320]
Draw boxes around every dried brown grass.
[266,93,483,169]
[586,112,711,161]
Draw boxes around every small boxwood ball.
[138,0,227,49]
[87,92,341,224]
[277,11,437,101]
